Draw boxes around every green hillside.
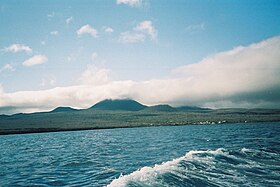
[90,99,147,111]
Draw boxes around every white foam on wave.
[241,147,251,153]
[106,148,228,187]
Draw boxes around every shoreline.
[1,121,279,136]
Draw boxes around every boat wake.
[107,148,280,187]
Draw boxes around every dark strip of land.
[1,108,280,135]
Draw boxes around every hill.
[90,99,147,111]
[144,104,177,112]
[51,107,78,113]
[176,106,211,112]
[1,99,280,135]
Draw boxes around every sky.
[0,0,280,114]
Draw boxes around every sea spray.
[107,148,280,187]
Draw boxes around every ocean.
[0,122,279,186]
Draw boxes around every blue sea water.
[0,122,280,187]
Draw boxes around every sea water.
[0,122,279,186]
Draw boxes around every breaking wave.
[107,148,280,187]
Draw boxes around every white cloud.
[41,41,46,46]
[1,36,280,114]
[2,64,14,71]
[66,16,73,25]
[47,12,55,18]
[22,55,48,67]
[79,64,111,86]
[175,37,280,91]
[50,31,59,36]
[119,20,157,43]
[104,27,114,33]
[116,0,142,7]
[0,64,15,72]
[4,44,32,53]
[47,12,55,21]
[77,24,98,38]
[168,36,280,106]
[119,31,145,43]
[0,82,134,114]
[184,23,205,35]
[135,20,157,40]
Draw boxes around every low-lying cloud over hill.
[1,36,280,114]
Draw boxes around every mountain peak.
[51,107,78,113]
[90,99,147,111]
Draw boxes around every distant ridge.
[1,98,280,135]
[144,104,177,112]
[143,104,209,112]
[177,106,211,112]
[90,99,210,112]
[90,99,147,111]
[51,107,78,113]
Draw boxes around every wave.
[107,148,280,187]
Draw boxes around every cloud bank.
[171,36,280,108]
[1,36,280,114]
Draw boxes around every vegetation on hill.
[90,99,147,111]
[51,107,78,113]
[143,104,176,112]
[0,99,280,135]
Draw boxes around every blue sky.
[1,0,280,113]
